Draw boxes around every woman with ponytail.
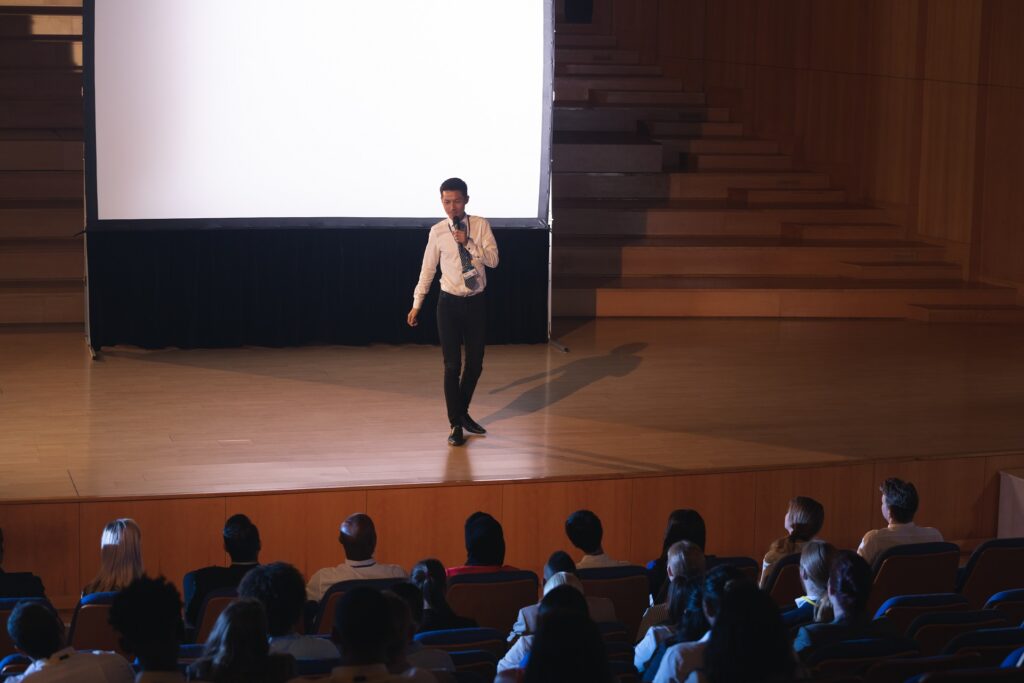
[759,496,824,587]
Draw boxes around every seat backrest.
[943,627,1024,667]
[705,556,759,582]
[446,571,539,633]
[868,542,960,616]
[68,591,123,655]
[808,637,920,676]
[578,566,649,640]
[957,539,1024,609]
[863,653,981,683]
[916,666,1024,681]
[908,610,1012,657]
[448,649,499,680]
[314,577,408,635]
[413,627,508,659]
[873,593,970,636]
[985,589,1024,625]
[193,588,238,644]
[0,597,52,659]
[762,553,803,607]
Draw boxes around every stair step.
[840,261,963,280]
[552,277,1016,318]
[558,63,662,77]
[0,68,81,99]
[0,279,83,324]
[554,239,946,277]
[907,304,1024,324]
[0,98,81,127]
[0,139,82,170]
[554,171,832,200]
[552,200,899,237]
[554,105,730,133]
[0,36,81,67]
[556,76,684,101]
[730,188,847,205]
[591,90,707,106]
[0,200,82,238]
[690,154,793,171]
[554,34,617,48]
[555,48,640,64]
[553,140,663,173]
[0,12,82,37]
[0,237,82,279]
[783,223,903,240]
[645,120,744,137]
[0,171,83,200]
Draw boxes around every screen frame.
[82,0,554,231]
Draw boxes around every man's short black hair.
[881,478,920,524]
[237,562,305,638]
[544,550,577,582]
[223,514,260,562]
[333,587,391,665]
[109,576,184,666]
[440,177,468,197]
[7,601,64,660]
[565,510,603,555]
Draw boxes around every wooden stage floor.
[2,318,1024,502]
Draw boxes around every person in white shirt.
[306,514,407,602]
[856,478,944,565]
[6,601,134,683]
[508,570,617,643]
[565,509,630,569]
[637,540,705,641]
[109,575,188,683]
[407,177,499,447]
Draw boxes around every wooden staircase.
[0,3,84,324]
[552,31,1024,322]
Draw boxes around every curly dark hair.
[881,478,919,523]
[828,550,872,616]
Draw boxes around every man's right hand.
[406,307,420,327]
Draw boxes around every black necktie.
[454,218,478,290]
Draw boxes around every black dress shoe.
[462,414,487,435]
[448,425,466,446]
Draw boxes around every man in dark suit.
[182,514,261,635]
[0,528,46,598]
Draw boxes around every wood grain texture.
[0,503,79,607]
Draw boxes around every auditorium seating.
[942,627,1024,667]
[805,637,920,677]
[985,589,1024,625]
[705,555,759,582]
[413,628,507,659]
[577,565,649,639]
[873,593,970,636]
[907,610,1012,656]
[761,552,803,607]
[867,542,961,615]
[67,591,124,655]
[862,653,982,683]
[957,538,1024,608]
[192,587,237,643]
[446,570,539,632]
[312,577,407,634]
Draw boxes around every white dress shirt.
[653,630,711,683]
[577,552,630,569]
[306,558,408,601]
[412,215,499,309]
[856,522,944,565]
[7,647,135,683]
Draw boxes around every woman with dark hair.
[759,496,825,586]
[635,573,707,674]
[647,509,706,600]
[446,512,518,577]
[697,580,795,683]
[792,550,882,661]
[522,593,614,683]
[187,598,294,683]
[410,558,477,632]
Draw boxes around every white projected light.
[90,0,550,225]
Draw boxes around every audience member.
[237,562,339,660]
[409,559,476,631]
[446,512,517,577]
[522,599,613,683]
[781,540,835,627]
[325,587,434,682]
[792,550,883,660]
[384,587,454,673]
[109,575,186,682]
[541,550,576,581]
[0,528,46,598]
[187,598,294,683]
[5,601,134,683]
[83,518,144,595]
[183,514,261,632]
[759,496,824,586]
[651,564,746,683]
[499,584,592,674]
[647,510,706,601]
[695,580,795,683]
[857,478,943,564]
[565,510,628,568]
[638,539,705,640]
[306,513,407,602]
[635,572,706,674]
[509,570,616,641]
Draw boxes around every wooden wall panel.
[0,503,79,606]
[368,484,502,574]
[226,490,367,580]
[977,86,1024,285]
[808,1,920,78]
[872,457,991,543]
[753,0,809,69]
[863,76,923,207]
[704,0,757,65]
[924,0,982,83]
[983,0,1024,89]
[79,498,225,596]
[629,472,757,562]
[501,479,633,576]
[657,0,705,61]
[751,66,799,154]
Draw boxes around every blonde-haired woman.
[759,496,825,587]
[83,518,143,595]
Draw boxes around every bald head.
[340,513,377,561]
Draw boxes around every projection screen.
[84,0,553,229]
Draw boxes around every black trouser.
[437,291,486,426]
